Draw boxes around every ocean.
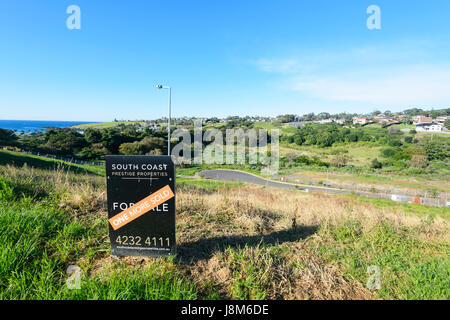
[0,120,97,133]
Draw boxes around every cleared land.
[0,153,448,300]
[282,170,449,197]
[279,142,384,166]
[71,121,146,130]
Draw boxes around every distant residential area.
[71,107,450,133]
[0,108,448,180]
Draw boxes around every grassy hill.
[0,153,449,299]
[71,121,146,130]
[0,150,104,176]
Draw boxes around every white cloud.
[253,42,450,107]
[252,58,303,74]
[291,65,450,106]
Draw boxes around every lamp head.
[156,85,163,89]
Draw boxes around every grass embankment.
[282,169,450,196]
[0,155,448,300]
[177,165,262,177]
[71,121,146,130]
[0,150,104,176]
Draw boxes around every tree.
[404,136,413,144]
[0,129,18,146]
[147,148,163,156]
[381,148,396,158]
[79,143,108,159]
[43,129,87,155]
[286,153,298,164]
[331,155,350,168]
[317,112,331,120]
[140,137,166,152]
[101,128,137,154]
[294,135,304,145]
[119,141,144,155]
[84,129,103,144]
[276,114,296,123]
[410,155,428,168]
[316,131,334,147]
[444,119,450,130]
[118,137,166,155]
[370,158,383,169]
[424,141,448,161]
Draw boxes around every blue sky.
[0,0,449,121]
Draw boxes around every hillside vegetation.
[0,155,448,300]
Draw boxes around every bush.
[331,155,350,168]
[404,136,413,144]
[388,139,403,147]
[0,129,18,146]
[370,158,383,169]
[424,142,448,161]
[381,148,396,158]
[410,155,429,169]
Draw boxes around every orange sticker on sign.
[108,185,174,230]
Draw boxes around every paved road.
[197,169,385,199]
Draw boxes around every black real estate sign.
[106,155,176,257]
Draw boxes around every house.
[373,116,388,123]
[435,116,449,125]
[413,116,432,124]
[416,123,443,132]
[316,119,334,124]
[288,122,305,128]
[352,117,371,125]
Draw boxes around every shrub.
[370,158,383,169]
[424,142,448,161]
[388,139,403,147]
[410,155,429,169]
[381,148,396,158]
[331,155,350,168]
[404,136,413,144]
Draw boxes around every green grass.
[177,164,264,177]
[0,180,207,300]
[177,177,243,191]
[1,148,448,300]
[0,203,201,299]
[71,121,146,130]
[252,121,298,136]
[282,167,450,195]
[177,167,203,176]
[317,222,449,299]
[0,150,104,176]
[64,260,199,300]
[225,245,287,300]
[0,203,85,299]
[346,195,450,220]
[280,141,384,166]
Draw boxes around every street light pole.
[156,85,172,156]
[167,87,171,156]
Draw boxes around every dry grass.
[177,186,448,242]
[2,163,448,300]
[175,186,448,299]
[0,164,106,216]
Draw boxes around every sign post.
[106,155,176,257]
